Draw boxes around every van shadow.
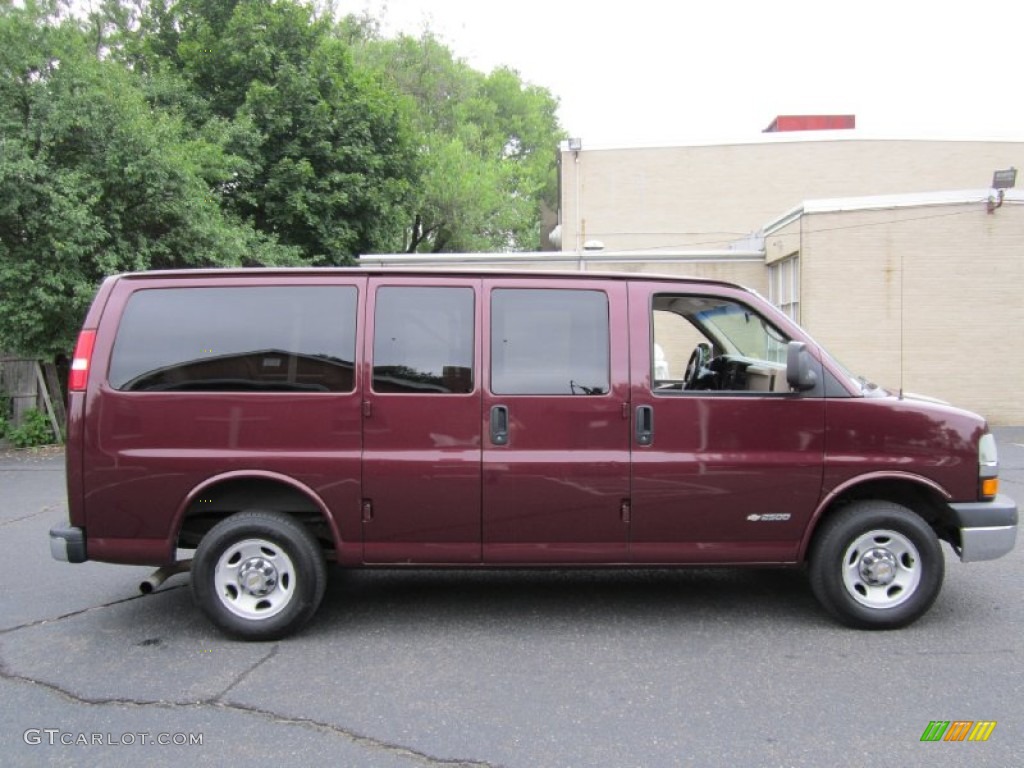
[312,566,824,635]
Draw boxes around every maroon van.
[49,269,1017,639]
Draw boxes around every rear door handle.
[490,405,509,445]
[635,405,654,446]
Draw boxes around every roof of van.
[110,267,753,292]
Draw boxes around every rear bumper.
[949,494,1018,562]
[49,522,87,563]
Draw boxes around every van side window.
[108,286,357,392]
[372,287,475,394]
[652,294,791,394]
[491,289,609,395]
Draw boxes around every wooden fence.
[0,356,66,442]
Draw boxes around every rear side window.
[108,286,357,393]
[490,288,609,395]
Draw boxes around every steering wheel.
[684,342,712,389]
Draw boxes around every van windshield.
[691,303,789,364]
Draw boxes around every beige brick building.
[554,137,1024,252]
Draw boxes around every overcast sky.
[336,0,1024,148]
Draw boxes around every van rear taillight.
[69,330,96,392]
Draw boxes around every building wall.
[560,139,1024,252]
[795,202,1024,424]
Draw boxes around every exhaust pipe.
[139,560,192,595]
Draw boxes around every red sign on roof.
[763,115,856,132]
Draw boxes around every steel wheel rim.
[841,529,922,609]
[213,538,296,620]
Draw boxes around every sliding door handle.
[490,405,509,445]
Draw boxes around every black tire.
[809,501,944,630]
[192,510,327,641]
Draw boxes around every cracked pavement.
[1,433,1023,766]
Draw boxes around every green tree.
[136,0,417,262]
[347,27,565,253]
[0,1,297,357]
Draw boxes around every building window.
[769,255,800,321]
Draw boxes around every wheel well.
[177,478,336,559]
[810,479,960,553]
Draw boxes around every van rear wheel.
[809,501,944,629]
[192,510,326,640]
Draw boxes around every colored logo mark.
[920,720,997,742]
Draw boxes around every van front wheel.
[192,511,326,640]
[809,501,944,629]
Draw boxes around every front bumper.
[49,522,87,563]
[949,494,1018,562]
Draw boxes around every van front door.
[627,282,826,564]
[362,278,482,563]
[481,279,631,563]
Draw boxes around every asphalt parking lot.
[1,430,1022,767]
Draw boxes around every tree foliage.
[108,0,418,262]
[0,1,300,356]
[348,27,564,252]
[0,0,565,357]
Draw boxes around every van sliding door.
[481,279,631,563]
